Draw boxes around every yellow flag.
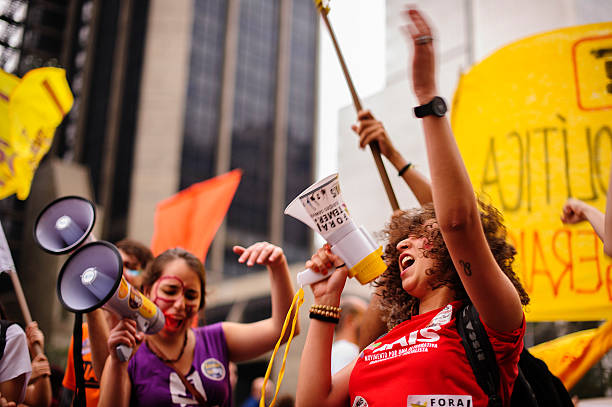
[529,319,612,390]
[0,67,73,200]
[314,0,330,15]
[452,23,612,321]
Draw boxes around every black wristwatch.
[414,96,447,118]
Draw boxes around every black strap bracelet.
[398,163,412,177]
[309,312,339,324]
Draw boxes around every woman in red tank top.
[296,7,529,407]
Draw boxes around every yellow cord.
[259,287,304,407]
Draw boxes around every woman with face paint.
[295,7,529,407]
[98,242,298,407]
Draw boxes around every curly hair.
[115,239,154,270]
[376,200,529,330]
[142,248,206,310]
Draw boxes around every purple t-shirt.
[128,323,231,407]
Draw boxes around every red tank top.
[349,301,524,407]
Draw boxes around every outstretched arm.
[403,8,523,332]
[223,242,299,362]
[353,110,433,206]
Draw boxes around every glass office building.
[181,0,317,277]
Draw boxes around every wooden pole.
[8,270,43,356]
[319,11,400,211]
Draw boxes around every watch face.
[432,97,447,116]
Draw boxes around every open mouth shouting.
[399,253,415,273]
[164,314,186,332]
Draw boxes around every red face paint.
[151,275,200,333]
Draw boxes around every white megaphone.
[285,173,387,286]
[57,241,165,361]
[34,196,96,254]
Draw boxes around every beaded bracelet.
[309,304,341,324]
[309,311,340,324]
[310,304,342,314]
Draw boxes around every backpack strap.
[511,358,538,406]
[0,319,16,360]
[456,304,502,407]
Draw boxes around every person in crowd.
[352,109,433,207]
[60,239,154,407]
[330,296,367,375]
[296,7,529,407]
[351,109,435,349]
[22,322,52,407]
[561,162,612,255]
[98,241,297,407]
[240,377,274,407]
[115,239,155,292]
[0,304,31,405]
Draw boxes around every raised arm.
[403,8,523,332]
[86,309,111,381]
[23,322,52,407]
[23,353,52,407]
[223,242,299,362]
[352,110,432,348]
[561,198,605,238]
[296,246,351,407]
[98,319,142,407]
[562,164,612,256]
[353,110,432,206]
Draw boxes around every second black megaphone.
[57,241,165,361]
[34,196,96,254]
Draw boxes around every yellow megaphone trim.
[348,246,386,284]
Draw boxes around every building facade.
[0,0,318,400]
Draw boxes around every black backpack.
[0,319,17,360]
[456,304,574,407]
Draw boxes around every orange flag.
[529,319,612,390]
[151,169,242,262]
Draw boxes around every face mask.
[125,269,142,277]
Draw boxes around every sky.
[316,0,386,179]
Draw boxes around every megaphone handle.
[296,268,332,287]
[116,344,133,362]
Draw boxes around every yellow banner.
[452,23,612,321]
[0,67,73,200]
